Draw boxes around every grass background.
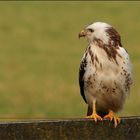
[0,1,139,119]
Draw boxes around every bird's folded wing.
[79,57,87,103]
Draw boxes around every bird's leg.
[103,110,120,127]
[86,100,102,122]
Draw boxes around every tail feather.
[87,105,108,117]
[87,105,93,116]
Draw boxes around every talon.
[104,110,120,128]
[86,113,102,122]
[86,100,102,122]
[114,117,121,128]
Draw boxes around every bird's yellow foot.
[104,110,120,128]
[86,113,102,122]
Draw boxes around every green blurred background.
[0,1,139,119]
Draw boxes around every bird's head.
[79,22,122,47]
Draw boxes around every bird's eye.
[88,29,94,33]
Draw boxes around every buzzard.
[78,22,132,127]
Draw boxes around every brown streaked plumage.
[78,22,132,127]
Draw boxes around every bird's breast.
[83,45,132,112]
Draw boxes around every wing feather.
[79,56,87,103]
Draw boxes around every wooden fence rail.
[0,116,140,140]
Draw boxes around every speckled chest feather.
[79,40,132,113]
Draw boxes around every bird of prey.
[78,22,132,127]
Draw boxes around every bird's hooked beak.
[78,29,87,39]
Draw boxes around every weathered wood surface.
[0,116,140,140]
